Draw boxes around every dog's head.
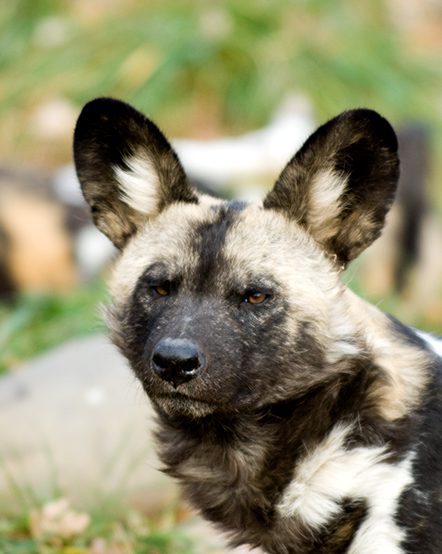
[74,98,399,418]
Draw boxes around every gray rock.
[0,334,175,511]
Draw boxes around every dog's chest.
[163,422,415,553]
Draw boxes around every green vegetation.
[0,500,196,554]
[0,0,439,121]
[0,1,441,175]
[0,282,106,373]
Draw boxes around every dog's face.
[105,202,341,417]
[74,99,399,418]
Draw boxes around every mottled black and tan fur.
[74,98,441,554]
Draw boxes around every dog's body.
[74,98,441,553]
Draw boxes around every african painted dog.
[74,98,442,553]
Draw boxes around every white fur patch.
[277,423,413,552]
[114,155,160,215]
[416,330,442,358]
[308,170,347,242]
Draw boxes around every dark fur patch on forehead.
[192,202,247,289]
[210,200,249,213]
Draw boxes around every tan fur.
[109,201,219,307]
[344,289,430,420]
[177,430,270,487]
[224,206,363,365]
[224,206,338,332]
[0,190,76,291]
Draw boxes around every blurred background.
[0,1,441,552]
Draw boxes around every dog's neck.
[341,288,432,421]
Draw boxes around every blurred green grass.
[0,1,441,182]
[0,282,106,373]
[1,0,439,121]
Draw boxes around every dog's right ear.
[73,98,198,249]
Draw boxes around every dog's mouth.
[152,390,220,418]
[156,391,215,404]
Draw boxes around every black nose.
[151,338,205,387]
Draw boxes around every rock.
[0,335,175,511]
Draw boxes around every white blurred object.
[416,330,442,357]
[31,98,77,140]
[75,225,116,280]
[53,164,85,206]
[32,16,72,48]
[174,94,314,187]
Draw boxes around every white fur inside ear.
[114,155,160,215]
[308,170,347,242]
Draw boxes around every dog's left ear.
[264,109,399,265]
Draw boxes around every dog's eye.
[242,291,270,305]
[150,284,170,297]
